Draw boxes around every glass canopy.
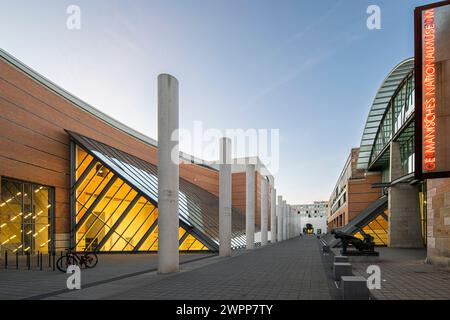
[357,58,415,170]
[324,196,389,247]
[67,131,247,252]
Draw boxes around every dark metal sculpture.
[331,229,378,255]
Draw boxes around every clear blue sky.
[0,0,433,204]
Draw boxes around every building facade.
[356,58,426,248]
[293,201,328,235]
[0,49,272,255]
[328,51,450,263]
[326,59,423,247]
[327,148,382,231]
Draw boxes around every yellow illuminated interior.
[74,145,210,252]
[0,178,52,254]
[360,209,389,246]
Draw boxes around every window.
[72,143,212,252]
[361,211,389,245]
[0,177,54,254]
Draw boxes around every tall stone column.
[294,211,297,237]
[292,208,295,237]
[157,74,179,274]
[219,137,232,257]
[292,210,296,237]
[388,141,423,248]
[260,176,269,246]
[293,208,297,237]
[283,200,287,240]
[295,214,298,236]
[245,164,255,250]
[286,202,289,240]
[288,205,291,238]
[271,186,277,243]
[277,195,283,242]
[289,206,293,239]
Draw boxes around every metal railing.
[2,250,64,272]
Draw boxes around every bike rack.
[2,250,61,272]
[2,249,98,273]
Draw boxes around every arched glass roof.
[356,58,415,170]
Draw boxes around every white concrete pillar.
[260,176,269,246]
[292,208,295,237]
[286,205,290,239]
[157,74,179,274]
[281,201,284,241]
[219,137,232,257]
[295,213,298,237]
[286,204,289,239]
[245,164,255,250]
[292,211,295,237]
[270,186,277,243]
[283,200,287,240]
[288,205,291,239]
[293,210,296,237]
[291,207,295,238]
[277,195,283,242]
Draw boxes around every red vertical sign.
[422,9,436,172]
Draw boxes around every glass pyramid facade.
[67,131,246,252]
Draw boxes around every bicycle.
[56,249,98,272]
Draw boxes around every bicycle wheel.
[56,254,79,273]
[84,252,98,268]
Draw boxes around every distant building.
[327,148,381,230]
[292,201,328,235]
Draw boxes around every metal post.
[39,252,43,271]
[37,250,40,267]
[27,251,30,270]
[4,251,7,269]
[52,251,55,271]
[16,250,18,269]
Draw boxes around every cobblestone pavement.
[0,253,212,299]
[47,235,335,300]
[351,248,450,300]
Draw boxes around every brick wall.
[427,177,450,268]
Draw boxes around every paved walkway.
[352,248,450,300]
[0,253,212,299]
[52,236,335,300]
[0,236,336,300]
